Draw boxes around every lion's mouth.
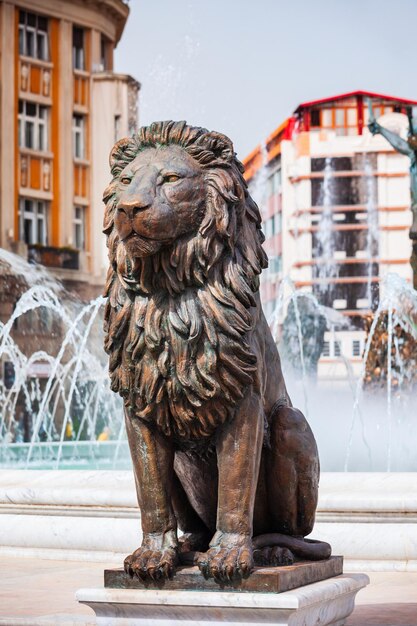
[126,231,173,243]
[122,231,172,258]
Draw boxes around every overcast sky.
[115,0,417,158]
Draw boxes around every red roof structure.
[294,90,417,111]
[243,90,417,180]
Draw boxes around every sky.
[115,0,417,158]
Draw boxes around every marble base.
[76,573,369,625]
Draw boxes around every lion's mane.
[103,121,268,441]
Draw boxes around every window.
[263,300,274,320]
[72,115,85,159]
[267,168,282,197]
[335,108,345,126]
[19,11,49,60]
[100,35,111,70]
[264,216,274,239]
[18,101,48,151]
[263,213,283,240]
[318,106,358,136]
[311,156,353,173]
[322,109,332,127]
[311,176,358,206]
[347,108,357,126]
[275,212,282,233]
[114,115,121,143]
[356,298,369,309]
[352,340,361,357]
[310,109,320,127]
[334,341,341,357]
[73,26,85,70]
[73,206,85,250]
[322,341,330,357]
[19,198,48,245]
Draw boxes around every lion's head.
[103,120,267,297]
[103,121,269,441]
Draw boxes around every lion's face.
[114,145,206,258]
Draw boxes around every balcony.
[28,245,79,270]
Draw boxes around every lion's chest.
[127,318,230,441]
[122,291,256,441]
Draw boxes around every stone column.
[90,28,101,71]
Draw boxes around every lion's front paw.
[197,533,253,582]
[124,546,179,581]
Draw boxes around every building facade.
[0,0,139,297]
[243,91,416,380]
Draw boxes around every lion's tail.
[252,533,331,561]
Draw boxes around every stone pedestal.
[104,558,343,593]
[76,571,369,625]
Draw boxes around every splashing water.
[363,153,379,305]
[269,277,350,421]
[0,251,127,470]
[316,157,338,290]
[344,273,417,471]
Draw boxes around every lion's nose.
[114,195,152,241]
[116,201,150,221]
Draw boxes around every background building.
[0,0,140,298]
[244,91,416,380]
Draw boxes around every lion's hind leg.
[265,404,320,535]
[257,403,331,564]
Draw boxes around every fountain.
[1,234,416,474]
[0,250,128,470]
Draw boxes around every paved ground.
[345,570,417,626]
[0,557,416,624]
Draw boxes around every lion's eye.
[164,174,180,183]
[120,177,131,185]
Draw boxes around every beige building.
[0,0,140,297]
[243,91,415,381]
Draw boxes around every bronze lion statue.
[103,121,330,582]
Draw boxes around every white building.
[243,91,415,380]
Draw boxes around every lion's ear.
[109,137,137,176]
[109,138,131,168]
[198,131,235,164]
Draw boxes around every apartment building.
[243,91,415,378]
[0,0,140,298]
